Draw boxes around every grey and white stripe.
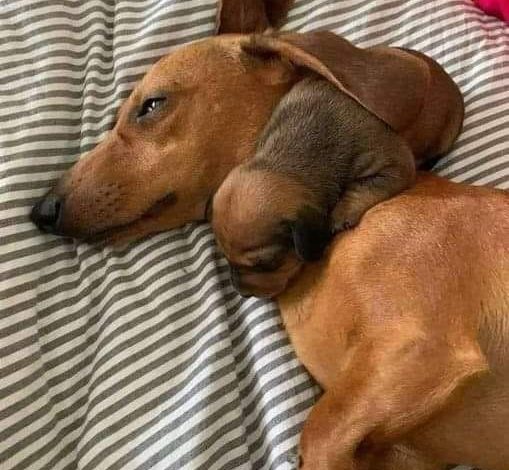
[1,0,507,469]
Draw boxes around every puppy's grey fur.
[251,76,416,233]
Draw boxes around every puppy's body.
[212,77,415,297]
[277,174,509,470]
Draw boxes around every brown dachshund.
[30,0,463,245]
[277,173,509,470]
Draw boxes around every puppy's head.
[211,166,332,298]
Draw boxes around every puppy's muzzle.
[228,266,287,299]
[31,193,65,235]
[229,267,261,298]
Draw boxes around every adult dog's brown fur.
[277,173,509,470]
[31,1,463,244]
[216,0,294,34]
[212,77,415,298]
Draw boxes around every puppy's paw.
[331,205,362,234]
[331,211,362,234]
[332,218,358,233]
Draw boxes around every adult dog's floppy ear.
[290,207,333,262]
[240,36,297,86]
[216,0,294,34]
[240,32,464,166]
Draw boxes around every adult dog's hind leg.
[298,338,486,470]
[375,445,447,470]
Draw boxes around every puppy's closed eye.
[246,244,288,272]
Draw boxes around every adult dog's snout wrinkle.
[30,193,64,234]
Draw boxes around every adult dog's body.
[278,174,509,470]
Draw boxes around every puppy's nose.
[30,194,64,234]
[230,266,241,290]
[229,268,252,298]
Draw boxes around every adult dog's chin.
[87,210,179,247]
[84,193,179,247]
[86,219,155,248]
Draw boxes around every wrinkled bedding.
[1,1,508,469]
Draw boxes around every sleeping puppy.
[211,77,416,298]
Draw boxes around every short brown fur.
[277,174,509,469]
[217,0,294,34]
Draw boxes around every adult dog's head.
[211,167,332,298]
[30,34,298,242]
[30,0,463,244]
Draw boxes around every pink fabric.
[475,0,509,22]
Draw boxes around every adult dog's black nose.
[30,194,64,233]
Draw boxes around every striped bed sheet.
[1,1,507,469]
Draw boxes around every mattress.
[1,1,507,469]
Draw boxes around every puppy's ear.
[216,0,294,35]
[290,207,332,262]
